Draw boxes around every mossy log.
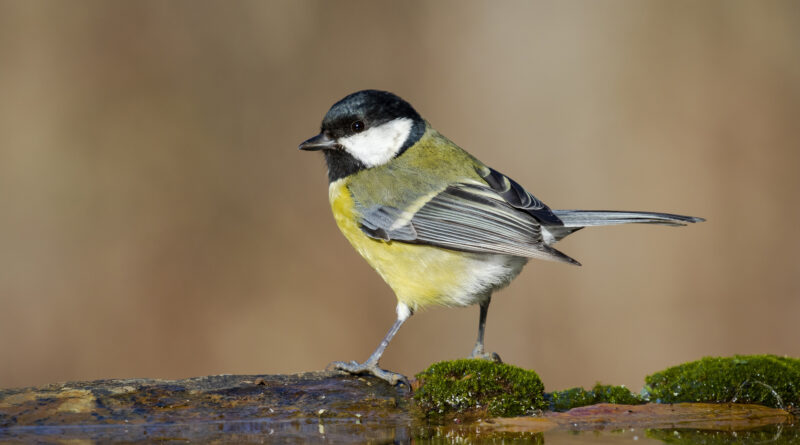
[1,369,796,443]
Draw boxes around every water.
[1,418,797,443]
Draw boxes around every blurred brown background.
[1,1,798,392]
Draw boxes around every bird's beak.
[299,133,339,151]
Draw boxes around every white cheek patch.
[338,118,413,168]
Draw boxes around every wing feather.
[359,183,579,265]
[478,166,564,225]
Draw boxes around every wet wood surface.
[0,372,795,442]
[492,402,793,433]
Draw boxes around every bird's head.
[299,90,426,181]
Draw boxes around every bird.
[299,89,703,387]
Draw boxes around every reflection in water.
[647,424,799,444]
[1,420,798,444]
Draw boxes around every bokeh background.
[1,1,798,392]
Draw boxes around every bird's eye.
[351,120,365,133]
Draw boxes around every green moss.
[643,355,800,410]
[547,387,593,412]
[547,384,643,411]
[592,383,643,405]
[413,359,545,421]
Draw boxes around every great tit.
[299,90,703,386]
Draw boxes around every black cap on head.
[321,89,423,139]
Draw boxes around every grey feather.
[544,210,705,242]
[553,210,704,227]
[359,183,579,265]
[360,206,417,241]
[478,166,563,225]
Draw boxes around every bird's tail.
[545,210,704,243]
[554,210,704,227]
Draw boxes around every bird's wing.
[475,166,564,226]
[358,182,579,265]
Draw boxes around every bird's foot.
[326,360,410,387]
[469,352,503,362]
[468,346,503,363]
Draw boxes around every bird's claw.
[468,350,503,363]
[327,360,410,387]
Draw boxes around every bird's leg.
[469,296,502,362]
[327,302,412,387]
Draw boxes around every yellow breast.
[328,179,525,311]
[328,180,461,309]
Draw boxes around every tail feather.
[554,210,704,227]
[544,210,704,243]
